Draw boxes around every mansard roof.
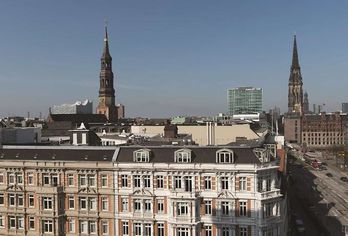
[0,146,261,164]
[116,146,260,164]
[0,146,115,162]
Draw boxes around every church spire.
[103,24,111,58]
[291,35,300,69]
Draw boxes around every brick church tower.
[96,26,118,122]
[288,35,304,114]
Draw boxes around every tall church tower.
[96,26,118,122]
[288,35,303,114]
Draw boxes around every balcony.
[257,189,282,200]
[169,190,200,198]
[36,186,64,194]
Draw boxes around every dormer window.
[216,149,234,163]
[174,149,192,163]
[133,149,150,163]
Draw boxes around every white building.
[0,143,286,236]
[51,100,93,114]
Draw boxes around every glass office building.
[228,87,263,115]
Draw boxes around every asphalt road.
[288,151,347,236]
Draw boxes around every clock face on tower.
[99,98,104,104]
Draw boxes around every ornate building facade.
[287,35,303,114]
[96,26,119,122]
[0,144,286,236]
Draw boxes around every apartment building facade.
[0,145,284,236]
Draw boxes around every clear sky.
[1,1,348,118]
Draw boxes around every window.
[17,194,23,207]
[88,198,97,211]
[122,197,128,212]
[88,175,96,187]
[43,174,50,185]
[134,175,141,188]
[0,173,3,184]
[239,177,246,191]
[68,219,75,233]
[51,174,58,186]
[90,221,97,234]
[222,227,230,236]
[9,174,15,184]
[221,177,229,190]
[43,220,53,233]
[177,202,188,216]
[0,215,4,228]
[122,221,129,235]
[134,199,141,212]
[240,226,247,236]
[266,178,271,191]
[43,197,53,210]
[133,150,150,163]
[204,176,211,190]
[174,176,182,189]
[239,201,247,216]
[184,176,192,192]
[175,150,191,163]
[217,150,234,163]
[80,197,87,210]
[69,196,75,209]
[67,174,74,186]
[18,217,24,229]
[17,174,23,185]
[205,200,212,215]
[221,201,230,216]
[9,194,15,206]
[102,221,108,235]
[121,175,128,187]
[144,199,152,212]
[264,203,272,218]
[80,221,87,234]
[28,194,34,207]
[134,223,142,236]
[9,216,16,228]
[177,227,189,236]
[0,194,4,206]
[257,177,263,192]
[79,175,87,187]
[101,174,108,187]
[156,175,164,188]
[102,221,109,235]
[102,197,108,211]
[158,223,164,236]
[205,225,212,236]
[144,223,152,236]
[144,175,151,188]
[28,173,34,185]
[29,217,35,230]
[157,199,164,213]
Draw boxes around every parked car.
[340,177,348,182]
[326,173,333,177]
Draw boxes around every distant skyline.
[1,1,348,118]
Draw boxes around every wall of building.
[131,124,259,146]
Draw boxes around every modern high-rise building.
[342,103,348,113]
[227,87,262,115]
[96,26,119,122]
[287,35,303,114]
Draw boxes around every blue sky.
[1,1,348,118]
